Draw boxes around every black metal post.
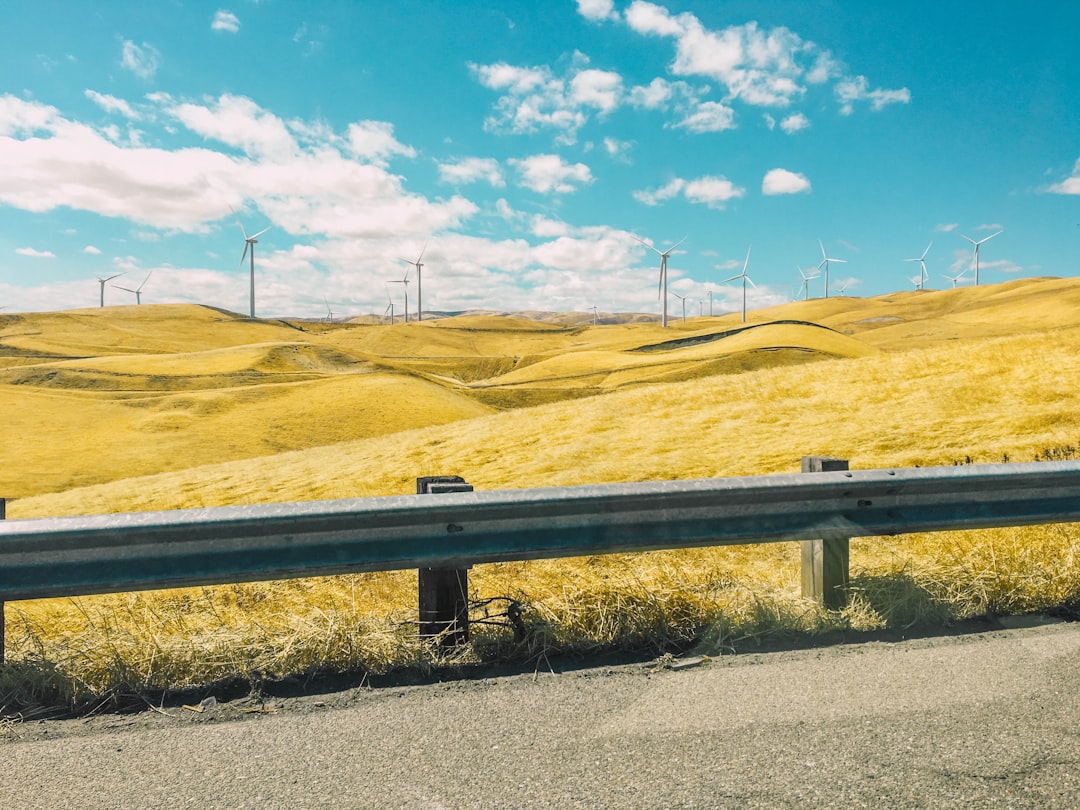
[416,477,472,647]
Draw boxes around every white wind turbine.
[945,270,969,288]
[818,240,846,299]
[724,246,755,323]
[324,297,334,323]
[834,280,852,296]
[233,210,272,317]
[114,272,152,305]
[796,267,820,301]
[400,241,428,322]
[960,231,1002,286]
[591,305,599,326]
[388,270,411,322]
[671,291,688,323]
[905,242,932,290]
[97,272,124,307]
[383,288,395,325]
[706,288,714,316]
[633,235,686,328]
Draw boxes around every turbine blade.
[830,258,848,264]
[961,234,976,245]
[663,236,688,255]
[979,230,1002,244]
[922,241,932,258]
[742,245,751,273]
[819,239,827,258]
[250,226,272,240]
[746,276,757,288]
[632,234,663,256]
[239,243,249,267]
[722,274,743,283]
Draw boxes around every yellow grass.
[4,278,1080,711]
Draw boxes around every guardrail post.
[801,457,850,610]
[416,477,472,647]
[1,497,5,665]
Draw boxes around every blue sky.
[1,1,1078,319]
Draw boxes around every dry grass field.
[4,277,1080,712]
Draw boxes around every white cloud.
[85,90,139,119]
[510,154,593,193]
[763,113,775,130]
[16,247,55,258]
[212,10,240,33]
[569,69,623,114]
[345,120,417,165]
[83,245,102,254]
[632,177,685,206]
[603,137,632,161]
[634,174,744,209]
[1049,159,1080,195]
[935,223,959,232]
[120,40,161,80]
[682,175,745,207]
[577,0,618,22]
[780,112,809,133]
[835,75,911,115]
[628,77,674,109]
[977,223,1005,231]
[623,1,909,117]
[762,168,811,195]
[674,101,736,133]
[0,92,473,239]
[437,157,505,187]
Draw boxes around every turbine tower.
[324,297,334,323]
[818,240,846,299]
[960,231,1002,286]
[671,291,688,323]
[904,242,932,291]
[724,246,755,323]
[591,305,599,326]
[114,272,152,305]
[633,235,685,328]
[400,241,428,322]
[97,272,124,307]
[233,210,271,318]
[945,270,969,288]
[796,267,819,301]
[388,270,411,323]
[383,288,395,325]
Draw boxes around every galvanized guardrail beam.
[2,461,1080,608]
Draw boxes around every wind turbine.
[400,241,428,322]
[388,270,410,322]
[383,288,395,325]
[114,272,152,305]
[233,210,272,317]
[796,267,819,301]
[591,305,599,326]
[324,297,334,323]
[904,242,932,290]
[97,272,124,307]
[633,235,686,328]
[834,280,852,296]
[671,291,688,323]
[945,270,969,288]
[706,288,714,316]
[724,246,755,323]
[817,240,846,299]
[960,231,1002,286]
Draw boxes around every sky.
[1,1,1079,319]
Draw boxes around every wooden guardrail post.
[1,497,5,665]
[801,457,850,610]
[416,476,472,647]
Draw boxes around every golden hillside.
[4,276,1078,513]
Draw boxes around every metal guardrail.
[2,460,1080,657]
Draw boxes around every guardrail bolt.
[416,477,473,647]
[800,457,851,610]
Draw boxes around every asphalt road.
[4,616,1080,809]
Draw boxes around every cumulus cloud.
[1048,159,1080,195]
[437,157,505,187]
[762,168,811,195]
[780,112,809,133]
[120,40,161,79]
[603,137,632,161]
[673,101,735,132]
[83,245,102,254]
[212,10,240,33]
[623,1,909,114]
[510,154,593,193]
[16,247,55,258]
[577,0,619,23]
[634,174,745,208]
[935,223,959,232]
[85,90,139,119]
